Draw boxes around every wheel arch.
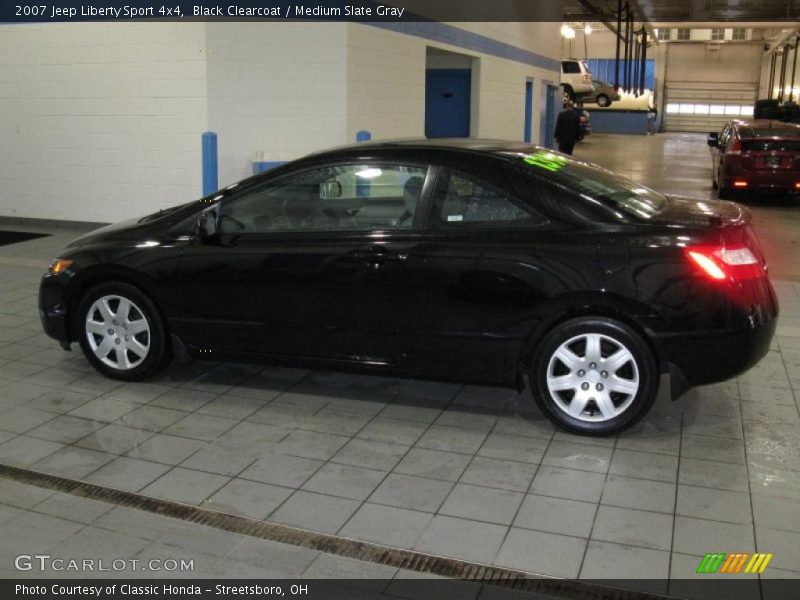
[65,265,169,342]
[516,293,669,383]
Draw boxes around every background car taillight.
[686,243,765,282]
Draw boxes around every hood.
[65,203,196,249]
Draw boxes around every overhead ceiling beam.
[627,0,659,45]
[573,0,658,45]
[764,27,800,55]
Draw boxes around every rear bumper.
[659,317,776,388]
[721,168,800,192]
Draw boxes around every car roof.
[732,119,800,138]
[305,138,540,160]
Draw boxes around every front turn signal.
[48,258,73,274]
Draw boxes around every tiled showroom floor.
[1,134,799,598]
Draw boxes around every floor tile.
[494,528,586,578]
[679,457,749,492]
[600,474,676,514]
[206,478,292,519]
[513,494,596,538]
[274,429,350,461]
[591,505,674,551]
[458,456,536,492]
[477,432,548,464]
[393,448,471,482]
[541,441,612,474]
[530,466,606,502]
[240,452,323,489]
[339,503,433,549]
[141,467,229,505]
[580,540,669,588]
[414,515,507,564]
[415,425,487,455]
[269,491,360,535]
[439,483,524,525]
[608,448,678,483]
[369,473,453,513]
[84,456,172,492]
[672,516,755,556]
[676,485,753,524]
[301,462,386,501]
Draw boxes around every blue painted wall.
[585,59,655,90]
[586,110,649,135]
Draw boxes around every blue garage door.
[425,69,471,138]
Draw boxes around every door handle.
[353,246,407,268]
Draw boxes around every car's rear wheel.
[77,282,171,381]
[562,86,576,104]
[529,317,659,436]
[596,94,611,107]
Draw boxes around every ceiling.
[564,0,799,23]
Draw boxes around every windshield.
[511,149,667,219]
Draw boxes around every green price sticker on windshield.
[522,150,568,173]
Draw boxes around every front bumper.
[39,273,71,348]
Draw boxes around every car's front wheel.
[529,317,659,435]
[77,282,171,381]
[596,94,611,107]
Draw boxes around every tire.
[77,281,171,381]
[562,86,575,104]
[596,94,611,107]
[529,317,659,436]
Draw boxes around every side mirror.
[197,205,219,240]
[707,133,719,147]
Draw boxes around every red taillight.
[727,139,742,155]
[686,244,764,282]
[733,179,748,188]
[795,182,800,189]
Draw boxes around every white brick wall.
[207,23,348,188]
[0,22,208,223]
[0,21,560,223]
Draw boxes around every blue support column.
[201,132,218,196]
[356,130,372,142]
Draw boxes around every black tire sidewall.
[597,95,610,107]
[77,282,169,381]
[530,317,659,436]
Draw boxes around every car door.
[173,161,432,366]
[411,163,558,385]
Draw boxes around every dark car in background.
[708,119,800,199]
[39,140,777,435]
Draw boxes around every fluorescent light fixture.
[356,168,382,179]
[584,23,592,35]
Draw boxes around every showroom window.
[732,27,747,40]
[431,169,543,227]
[677,28,691,41]
[220,164,428,234]
[656,28,671,41]
[711,28,725,41]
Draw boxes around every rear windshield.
[742,140,800,152]
[509,149,667,219]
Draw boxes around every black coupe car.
[39,140,777,435]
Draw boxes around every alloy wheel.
[545,332,639,422]
[85,294,150,370]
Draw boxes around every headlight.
[48,258,73,274]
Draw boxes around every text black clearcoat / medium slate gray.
[39,140,778,435]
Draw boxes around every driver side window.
[220,164,427,234]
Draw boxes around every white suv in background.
[561,59,593,102]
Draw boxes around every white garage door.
[664,81,757,132]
